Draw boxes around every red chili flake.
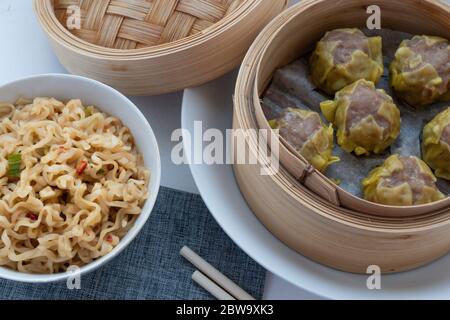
[76,160,88,175]
[26,212,38,221]
[106,235,113,243]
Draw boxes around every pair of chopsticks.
[180,246,256,300]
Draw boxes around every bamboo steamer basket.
[233,0,450,273]
[34,0,287,95]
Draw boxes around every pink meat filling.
[406,37,450,94]
[345,82,391,136]
[382,156,435,202]
[278,111,322,149]
[322,30,370,65]
[441,124,450,146]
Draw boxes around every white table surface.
[0,0,316,299]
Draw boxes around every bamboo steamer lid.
[52,0,246,49]
[233,0,450,273]
[34,0,287,95]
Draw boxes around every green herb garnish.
[85,106,94,117]
[97,168,105,175]
[8,153,22,178]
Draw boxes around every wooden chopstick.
[180,246,256,300]
[192,271,236,301]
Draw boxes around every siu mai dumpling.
[310,28,384,94]
[320,79,401,156]
[362,155,444,206]
[390,35,450,107]
[269,108,339,173]
[422,107,450,180]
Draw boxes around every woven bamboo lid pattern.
[35,0,287,95]
[53,0,244,49]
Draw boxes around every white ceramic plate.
[182,71,450,300]
[0,74,161,283]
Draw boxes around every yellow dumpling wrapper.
[310,28,384,95]
[390,35,450,108]
[269,108,339,173]
[422,107,450,180]
[362,154,444,206]
[320,79,401,156]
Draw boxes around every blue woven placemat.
[0,187,266,300]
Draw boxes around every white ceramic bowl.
[0,74,161,283]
